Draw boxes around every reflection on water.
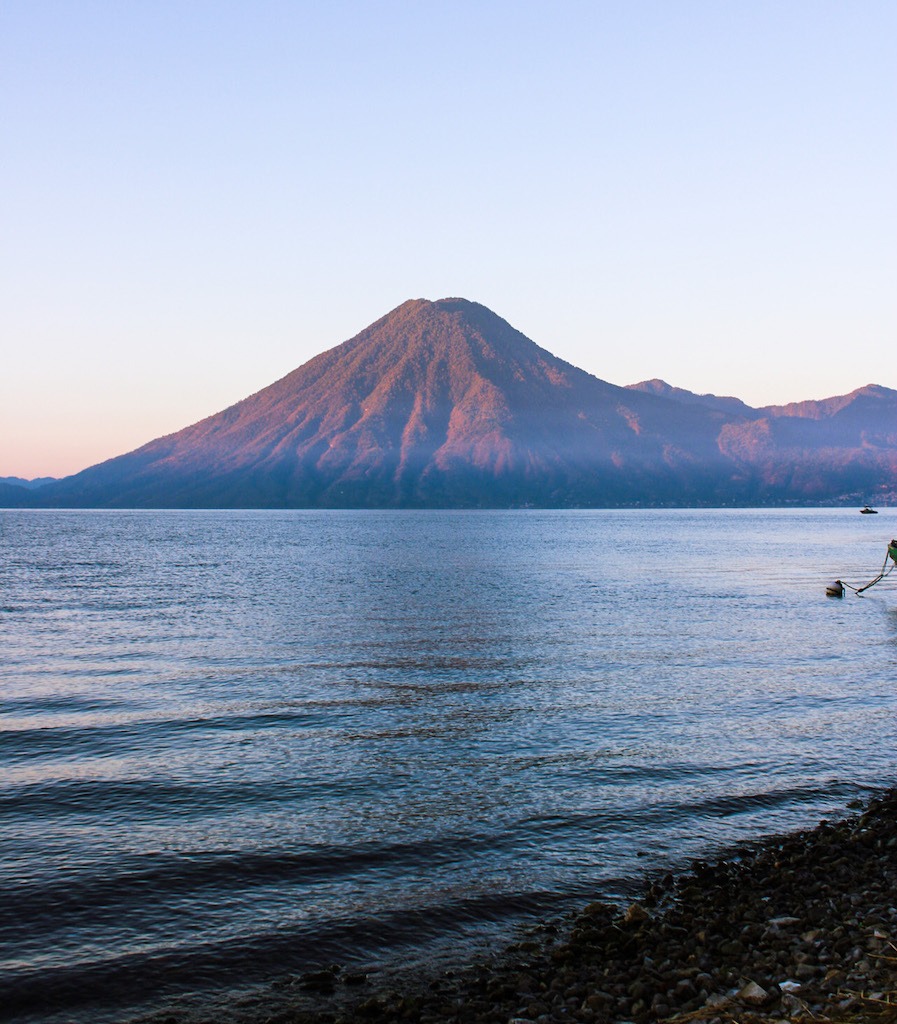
[1,508,896,1021]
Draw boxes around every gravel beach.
[141,788,897,1024]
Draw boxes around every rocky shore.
[147,789,897,1024]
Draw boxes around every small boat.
[860,506,878,514]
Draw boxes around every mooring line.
[837,542,897,595]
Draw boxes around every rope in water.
[839,544,897,594]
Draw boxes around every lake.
[1,508,896,1022]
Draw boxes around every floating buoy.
[825,580,844,598]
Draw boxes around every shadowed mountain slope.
[0,481,32,507]
[11,299,897,508]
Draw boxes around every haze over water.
[2,509,896,1022]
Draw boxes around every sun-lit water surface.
[1,508,896,1021]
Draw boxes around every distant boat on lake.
[860,506,878,514]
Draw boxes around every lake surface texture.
[2,509,896,1021]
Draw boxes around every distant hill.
[0,476,57,489]
[627,378,897,502]
[627,379,757,419]
[7,299,896,508]
[0,476,58,509]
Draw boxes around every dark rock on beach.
[140,789,897,1024]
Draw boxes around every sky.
[2,1,895,479]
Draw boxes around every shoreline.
[137,788,897,1024]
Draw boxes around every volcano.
[8,298,897,508]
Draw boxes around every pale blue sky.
[3,1,895,477]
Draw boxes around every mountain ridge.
[5,298,896,508]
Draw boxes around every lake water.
[1,508,896,1022]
